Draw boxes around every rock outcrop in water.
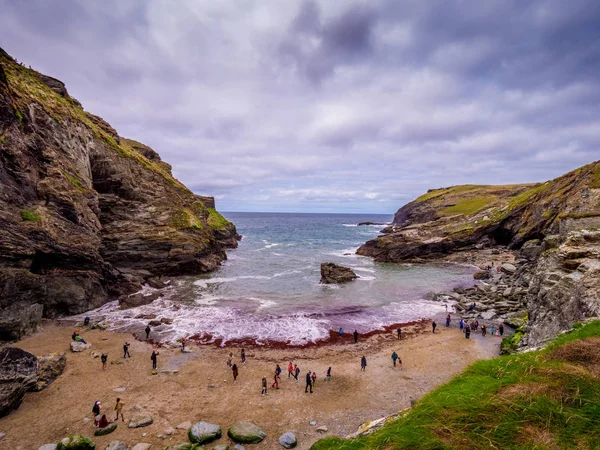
[359,159,600,348]
[0,48,239,340]
[320,263,358,283]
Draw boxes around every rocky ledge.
[0,48,239,340]
[320,263,358,283]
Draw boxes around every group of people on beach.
[434,314,506,339]
[91,398,125,429]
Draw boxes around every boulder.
[131,445,151,450]
[278,432,297,448]
[39,445,57,450]
[160,317,174,325]
[70,341,91,352]
[119,292,160,309]
[164,445,206,450]
[146,277,166,289]
[176,421,192,430]
[56,434,96,450]
[320,263,358,284]
[0,347,39,417]
[104,442,126,450]
[473,271,490,280]
[213,446,229,450]
[128,414,153,428]
[94,423,117,436]
[189,421,222,444]
[34,352,67,391]
[227,422,267,444]
[500,263,517,274]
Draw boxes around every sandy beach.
[0,320,501,450]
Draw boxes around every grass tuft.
[207,208,232,230]
[20,209,40,222]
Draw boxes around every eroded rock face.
[0,347,39,417]
[0,48,238,340]
[34,352,67,391]
[320,263,358,284]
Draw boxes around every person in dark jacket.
[354,330,359,343]
[432,320,437,333]
[145,325,151,340]
[361,355,367,371]
[150,350,159,369]
[232,363,239,383]
[305,370,313,393]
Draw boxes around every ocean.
[78,212,477,345]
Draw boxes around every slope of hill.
[0,48,239,340]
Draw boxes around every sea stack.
[320,262,358,284]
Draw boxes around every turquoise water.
[82,213,476,345]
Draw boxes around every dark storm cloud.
[0,0,599,213]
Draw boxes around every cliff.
[0,48,239,340]
[357,161,600,261]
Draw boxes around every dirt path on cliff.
[0,322,500,450]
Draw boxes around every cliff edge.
[0,48,239,340]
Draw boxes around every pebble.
[114,387,126,393]
[83,418,91,423]
[176,421,192,430]
[165,427,175,435]
[142,433,147,437]
[316,426,328,433]
[132,445,151,450]
[309,421,317,426]
[0,433,5,440]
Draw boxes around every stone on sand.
[128,415,153,428]
[56,434,96,450]
[227,422,266,444]
[278,432,297,448]
[70,341,91,352]
[189,421,222,444]
[104,442,126,450]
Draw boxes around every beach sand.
[0,320,501,449]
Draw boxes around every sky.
[1,1,599,213]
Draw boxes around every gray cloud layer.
[1,0,599,212]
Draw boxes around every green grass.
[441,195,496,216]
[311,321,600,450]
[591,167,600,189]
[20,209,40,222]
[507,183,551,212]
[559,212,600,220]
[62,170,85,192]
[207,208,232,230]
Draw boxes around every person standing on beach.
[398,356,403,370]
[294,364,300,382]
[151,350,159,369]
[276,364,282,380]
[499,324,504,336]
[361,355,367,371]
[311,371,317,387]
[325,366,332,381]
[481,324,487,336]
[261,376,268,396]
[397,327,402,340]
[339,328,343,336]
[465,326,471,339]
[354,330,359,343]
[459,319,464,332]
[288,361,294,379]
[272,368,279,389]
[305,370,313,393]
[114,398,125,422]
[181,337,186,352]
[432,321,437,333]
[92,401,101,428]
[241,349,246,364]
[391,351,398,367]
[123,342,131,358]
[446,314,451,327]
[232,363,239,383]
[101,353,108,370]
[145,325,151,340]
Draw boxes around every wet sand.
[0,320,501,449]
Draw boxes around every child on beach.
[391,351,399,367]
[294,364,300,382]
[123,342,131,358]
[311,371,317,387]
[272,369,279,389]
[361,355,367,371]
[261,376,268,396]
[398,356,403,370]
[114,398,125,422]
[241,349,246,364]
[101,353,108,370]
[288,361,294,378]
[324,367,332,381]
[232,363,239,383]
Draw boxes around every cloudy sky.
[1,1,599,213]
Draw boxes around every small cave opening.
[491,227,514,246]
[29,251,63,274]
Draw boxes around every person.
[324,367,332,381]
[446,314,451,327]
[101,353,108,370]
[465,326,471,339]
[397,327,402,340]
[354,329,359,343]
[92,401,101,428]
[499,324,504,336]
[114,398,125,422]
[391,351,399,367]
[398,356,403,370]
[84,317,90,326]
[445,304,448,312]
[227,352,233,367]
[288,361,294,379]
[98,414,109,429]
[294,364,300,382]
[241,349,246,364]
[232,363,239,383]
[432,320,437,333]
[72,330,86,343]
[261,376,268,396]
[276,364,282,380]
[272,368,279,389]
[459,319,464,332]
[463,321,468,333]
[481,324,487,337]
[361,355,367,372]
[305,370,313,393]
[181,337,186,352]
[490,325,495,336]
[311,371,317,387]
[151,350,159,370]
[123,342,131,358]
[145,325,151,340]
[339,328,343,336]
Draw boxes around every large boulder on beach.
[104,442,126,450]
[34,352,67,391]
[320,263,358,284]
[128,414,153,428]
[189,421,222,444]
[70,341,91,352]
[227,422,266,444]
[56,434,96,450]
[278,432,297,448]
[0,347,39,417]
[165,444,206,450]
[473,270,490,280]
[39,445,57,450]
[94,423,117,436]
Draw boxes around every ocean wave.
[352,267,376,273]
[356,275,376,281]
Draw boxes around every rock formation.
[0,48,239,340]
[320,263,358,283]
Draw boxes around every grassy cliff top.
[312,320,600,449]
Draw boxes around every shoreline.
[0,318,501,449]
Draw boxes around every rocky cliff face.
[0,48,239,340]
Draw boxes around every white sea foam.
[352,267,376,273]
[356,275,376,281]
